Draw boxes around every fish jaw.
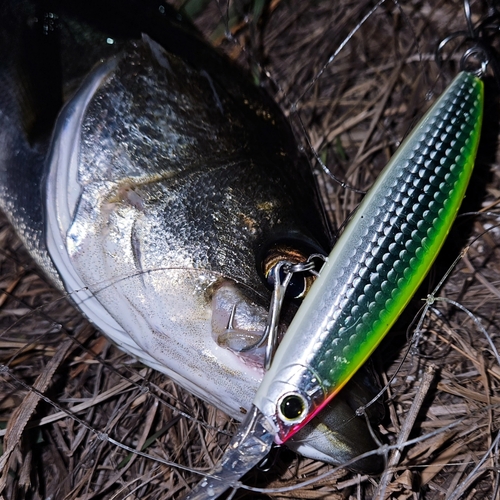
[47,153,268,419]
[51,200,269,418]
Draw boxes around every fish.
[184,70,484,499]
[0,0,384,473]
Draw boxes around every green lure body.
[254,71,484,443]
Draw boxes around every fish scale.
[254,71,483,443]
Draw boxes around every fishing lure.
[184,70,484,499]
[256,70,483,439]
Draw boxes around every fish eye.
[261,243,325,299]
[266,262,307,299]
[278,393,307,421]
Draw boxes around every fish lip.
[210,279,270,369]
[209,277,301,371]
[209,279,297,370]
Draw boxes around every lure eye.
[279,393,307,421]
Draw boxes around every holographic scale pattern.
[257,72,484,442]
[310,71,483,388]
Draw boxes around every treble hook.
[261,260,292,369]
[239,253,327,369]
[259,254,327,369]
[436,0,500,83]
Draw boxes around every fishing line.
[0,280,234,434]
[239,402,500,495]
[0,363,222,477]
[290,0,387,194]
[2,2,500,499]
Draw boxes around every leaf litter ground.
[1,1,500,499]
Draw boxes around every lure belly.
[256,71,484,443]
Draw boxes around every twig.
[375,364,437,500]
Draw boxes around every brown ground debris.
[1,1,500,499]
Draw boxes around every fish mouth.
[210,243,326,363]
[210,280,271,368]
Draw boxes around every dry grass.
[1,0,500,498]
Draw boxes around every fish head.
[46,34,329,418]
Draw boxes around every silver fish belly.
[0,0,383,472]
